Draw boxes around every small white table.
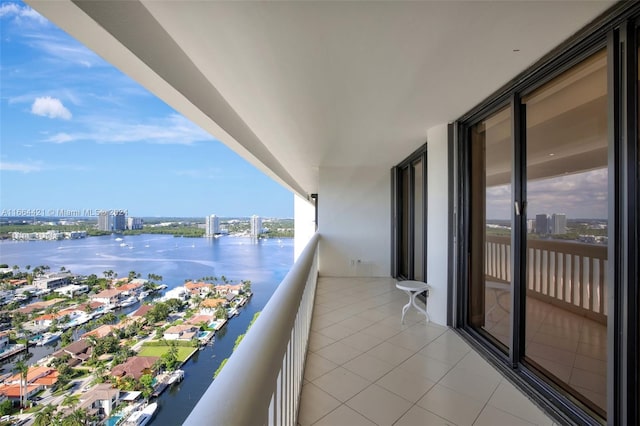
[396,280,430,324]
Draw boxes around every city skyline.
[0,1,294,218]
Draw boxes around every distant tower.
[205,214,220,237]
[113,212,126,231]
[551,213,567,234]
[250,215,262,237]
[97,211,110,231]
[536,214,550,235]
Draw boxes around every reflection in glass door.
[469,107,512,350]
[523,49,608,416]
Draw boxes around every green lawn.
[138,345,195,362]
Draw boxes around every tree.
[15,359,28,408]
[33,404,56,426]
[61,393,80,409]
[0,399,12,416]
[139,374,154,400]
[62,408,94,426]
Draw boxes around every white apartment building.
[205,214,219,237]
[250,215,262,238]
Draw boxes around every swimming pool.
[105,414,122,426]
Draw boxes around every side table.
[396,280,430,324]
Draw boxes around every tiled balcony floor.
[299,277,555,426]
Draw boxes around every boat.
[137,291,150,301]
[120,243,128,247]
[115,237,123,242]
[37,332,61,346]
[124,402,157,426]
[119,296,138,308]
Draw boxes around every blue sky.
[0,1,293,218]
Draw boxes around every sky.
[0,1,294,218]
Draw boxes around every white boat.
[115,237,123,241]
[119,296,138,308]
[120,243,128,247]
[124,402,157,426]
[137,291,150,301]
[37,332,61,346]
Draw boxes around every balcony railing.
[184,233,319,426]
[486,235,607,324]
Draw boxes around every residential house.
[130,304,153,319]
[33,272,72,290]
[163,324,199,341]
[90,289,122,306]
[214,284,242,296]
[186,315,214,327]
[199,298,226,316]
[54,284,89,297]
[110,356,159,381]
[184,282,214,297]
[53,339,92,366]
[78,383,120,418]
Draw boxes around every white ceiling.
[27,0,615,198]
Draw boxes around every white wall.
[426,123,450,325]
[294,194,316,260]
[318,166,390,277]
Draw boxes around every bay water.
[0,234,294,424]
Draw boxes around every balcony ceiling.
[27,0,615,198]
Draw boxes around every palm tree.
[33,404,56,426]
[14,360,28,408]
[62,408,93,426]
[61,393,80,410]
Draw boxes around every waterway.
[0,234,294,424]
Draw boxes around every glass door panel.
[469,106,512,350]
[413,159,424,281]
[524,49,608,416]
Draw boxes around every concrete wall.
[294,194,316,261]
[316,125,449,325]
[426,123,450,325]
[318,165,390,277]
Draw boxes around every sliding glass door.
[464,47,609,418]
[392,146,427,281]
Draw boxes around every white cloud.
[0,3,47,25]
[31,96,72,120]
[46,114,214,145]
[0,161,42,173]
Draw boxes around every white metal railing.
[486,235,607,323]
[184,233,319,425]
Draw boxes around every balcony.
[299,276,554,426]
[185,235,555,425]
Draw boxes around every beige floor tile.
[340,331,386,352]
[473,405,536,426]
[419,340,470,366]
[488,381,553,425]
[312,366,372,402]
[313,404,377,426]
[304,352,338,381]
[386,330,432,352]
[361,322,403,340]
[394,405,456,426]
[417,384,485,426]
[298,383,342,426]
[367,341,414,366]
[314,341,363,366]
[346,384,413,425]
[438,366,500,404]
[455,351,502,382]
[308,331,336,352]
[376,366,436,403]
[343,352,395,382]
[398,353,452,382]
[316,322,359,340]
[339,315,377,332]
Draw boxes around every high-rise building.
[535,214,550,235]
[97,211,110,231]
[551,213,567,235]
[205,214,220,237]
[97,211,126,232]
[250,215,262,237]
[127,217,144,230]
